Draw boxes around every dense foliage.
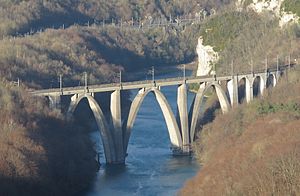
[0,0,217,38]
[0,81,97,195]
[181,64,300,196]
[0,24,203,88]
[199,9,298,75]
[282,0,300,18]
[0,1,210,194]
[0,0,299,195]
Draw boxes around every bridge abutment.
[48,95,61,110]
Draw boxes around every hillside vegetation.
[282,0,300,17]
[199,9,299,75]
[0,0,237,88]
[0,24,203,88]
[0,1,215,194]
[181,67,300,195]
[1,0,299,195]
[181,5,300,194]
[0,80,97,195]
[0,0,213,38]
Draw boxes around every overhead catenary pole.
[213,63,216,76]
[231,60,234,76]
[119,69,122,86]
[183,64,186,81]
[152,66,155,83]
[265,56,268,73]
[59,74,63,92]
[251,58,254,74]
[84,72,88,92]
[277,55,279,72]
[288,54,291,70]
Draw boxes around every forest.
[0,0,299,195]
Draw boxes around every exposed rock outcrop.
[236,0,299,27]
[196,37,218,76]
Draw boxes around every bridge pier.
[227,76,239,107]
[32,67,287,165]
[177,84,190,154]
[259,74,267,96]
[110,90,125,164]
[246,77,253,103]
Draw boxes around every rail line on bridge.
[30,65,290,164]
[31,67,281,97]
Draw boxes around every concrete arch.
[124,88,183,153]
[252,75,266,97]
[46,95,60,109]
[46,96,55,107]
[190,82,230,142]
[267,73,277,87]
[238,76,253,103]
[67,94,116,163]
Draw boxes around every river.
[86,71,199,196]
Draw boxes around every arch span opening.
[190,83,230,142]
[125,88,183,154]
[67,94,116,163]
[253,76,266,97]
[253,76,261,97]
[238,78,246,104]
[267,74,276,88]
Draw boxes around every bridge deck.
[30,69,279,97]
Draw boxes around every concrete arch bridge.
[32,68,282,164]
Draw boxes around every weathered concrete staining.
[38,69,283,164]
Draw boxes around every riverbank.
[180,68,300,195]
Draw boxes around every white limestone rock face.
[236,0,299,27]
[196,37,219,76]
[279,13,299,27]
[248,0,283,14]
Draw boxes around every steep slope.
[0,81,97,195]
[0,1,208,194]
[0,24,203,89]
[0,0,213,38]
[195,0,300,78]
[181,66,300,195]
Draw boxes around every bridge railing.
[29,65,291,96]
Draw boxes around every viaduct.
[31,67,284,164]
